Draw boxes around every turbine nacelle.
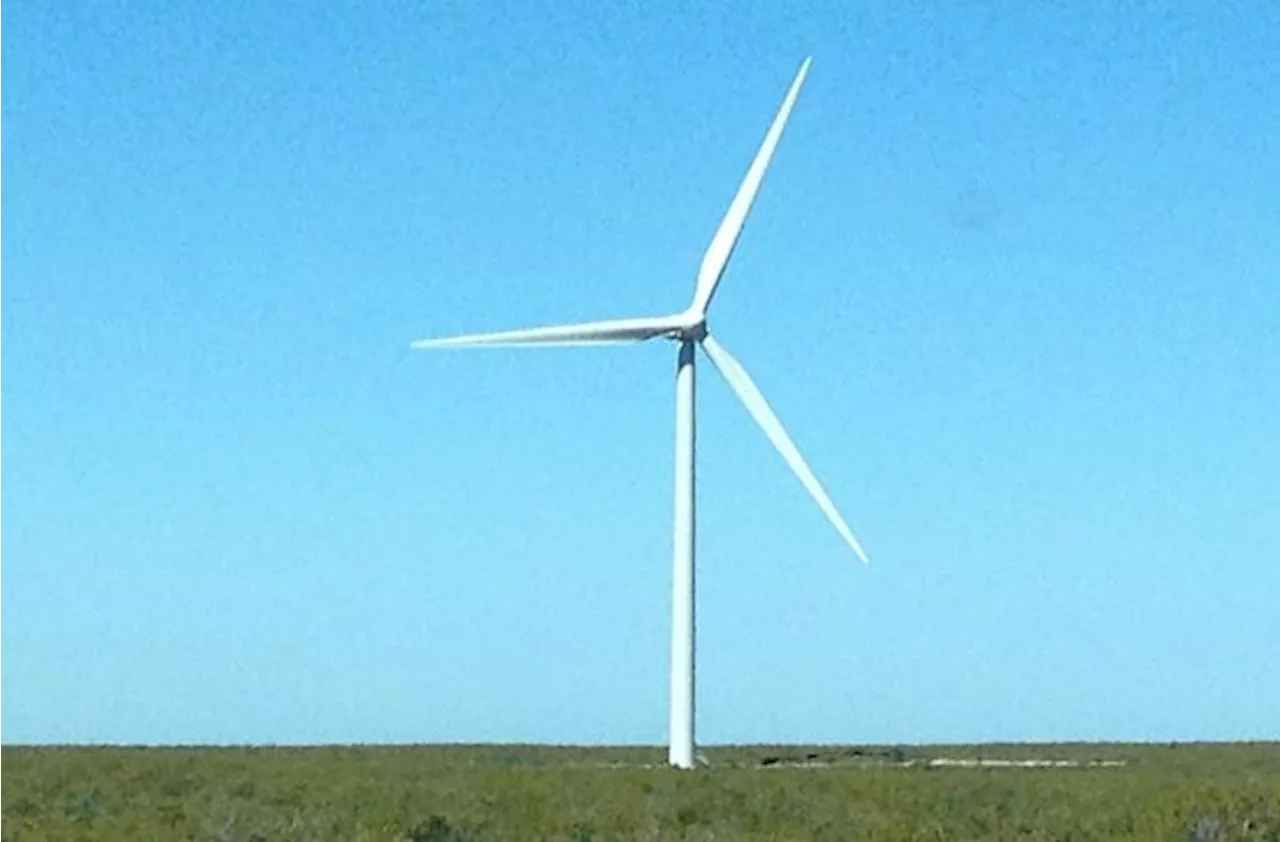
[673,310,708,342]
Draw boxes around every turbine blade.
[411,314,684,349]
[690,57,812,317]
[700,334,869,564]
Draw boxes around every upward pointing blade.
[411,314,686,349]
[700,334,869,564]
[689,57,813,317]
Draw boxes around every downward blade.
[411,314,684,349]
[690,57,813,316]
[701,334,869,564]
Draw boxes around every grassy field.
[3,742,1278,841]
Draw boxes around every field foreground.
[3,742,1278,841]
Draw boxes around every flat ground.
[3,742,1278,840]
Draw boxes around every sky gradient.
[4,0,1278,745]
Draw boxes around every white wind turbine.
[413,58,868,769]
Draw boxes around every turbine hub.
[677,319,707,342]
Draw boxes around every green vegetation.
[3,743,1278,840]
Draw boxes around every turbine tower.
[413,58,868,769]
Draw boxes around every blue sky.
[4,0,1277,745]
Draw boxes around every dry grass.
[3,742,1278,840]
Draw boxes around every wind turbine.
[413,58,868,769]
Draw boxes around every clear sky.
[4,1,1277,746]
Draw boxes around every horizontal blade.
[412,314,685,349]
[690,57,812,317]
[701,334,869,564]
